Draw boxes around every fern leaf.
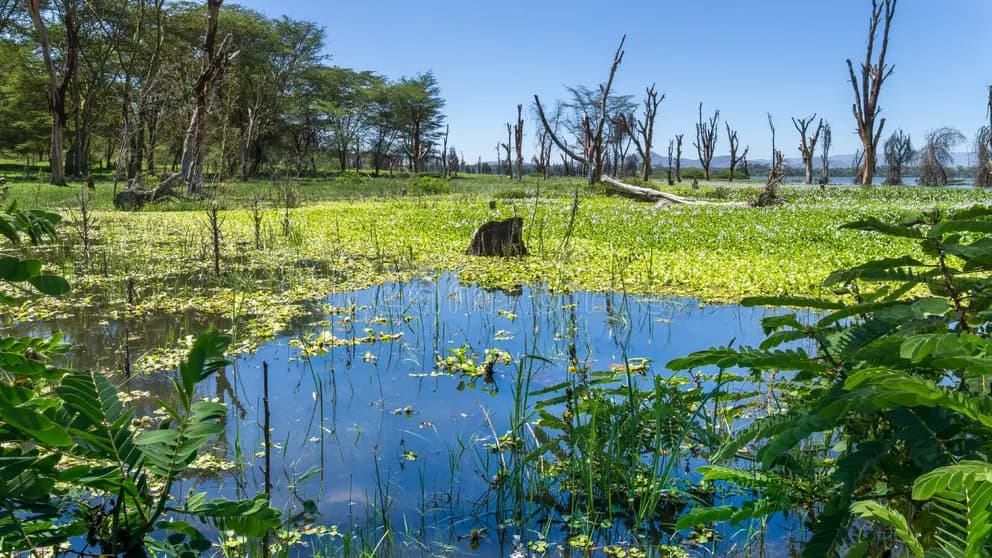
[849,501,924,558]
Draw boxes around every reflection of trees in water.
[5,307,233,372]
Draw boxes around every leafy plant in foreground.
[670,207,992,556]
[0,205,279,555]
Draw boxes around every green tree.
[394,71,445,172]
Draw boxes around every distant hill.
[651,151,979,169]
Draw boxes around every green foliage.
[0,206,280,554]
[669,205,992,556]
[409,174,451,195]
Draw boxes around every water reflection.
[8,274,811,556]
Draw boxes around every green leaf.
[178,329,231,397]
[841,217,924,238]
[849,501,924,558]
[0,403,71,447]
[27,274,69,296]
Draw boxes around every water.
[11,274,809,556]
[786,175,973,187]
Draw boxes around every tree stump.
[466,217,527,257]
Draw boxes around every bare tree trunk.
[848,0,897,186]
[666,139,674,185]
[767,113,776,164]
[181,0,228,194]
[820,122,832,187]
[852,150,865,185]
[441,124,449,179]
[694,103,719,180]
[514,104,523,182]
[792,115,823,185]
[675,134,683,183]
[631,84,664,182]
[533,36,625,184]
[725,122,748,182]
[26,0,77,186]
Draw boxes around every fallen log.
[113,172,183,210]
[601,176,749,207]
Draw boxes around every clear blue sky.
[237,0,991,162]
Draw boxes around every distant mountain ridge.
[650,151,979,169]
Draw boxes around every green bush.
[672,207,992,556]
[680,168,705,179]
[494,188,528,200]
[409,174,451,195]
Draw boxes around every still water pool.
[27,274,811,556]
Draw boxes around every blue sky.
[238,0,991,162]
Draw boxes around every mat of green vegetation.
[3,173,988,366]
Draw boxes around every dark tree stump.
[466,217,527,257]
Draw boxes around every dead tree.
[848,0,898,186]
[440,124,450,178]
[852,149,866,185]
[792,115,823,185]
[693,103,719,180]
[918,127,964,186]
[767,113,776,163]
[26,0,78,185]
[513,105,524,181]
[535,129,552,179]
[819,122,832,187]
[725,122,748,182]
[630,84,664,181]
[534,36,626,184]
[977,86,992,188]
[675,133,684,182]
[504,123,512,178]
[180,0,234,195]
[883,130,914,185]
[666,139,674,185]
[978,127,992,188]
[753,151,786,207]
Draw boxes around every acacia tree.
[918,127,964,186]
[725,122,748,182]
[847,0,897,186]
[693,103,719,180]
[396,71,445,172]
[534,36,626,184]
[819,122,832,186]
[883,129,914,185]
[25,0,79,185]
[675,133,683,183]
[792,115,822,185]
[630,83,664,181]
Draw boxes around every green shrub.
[494,188,528,200]
[679,168,705,179]
[409,175,451,195]
[671,207,992,556]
